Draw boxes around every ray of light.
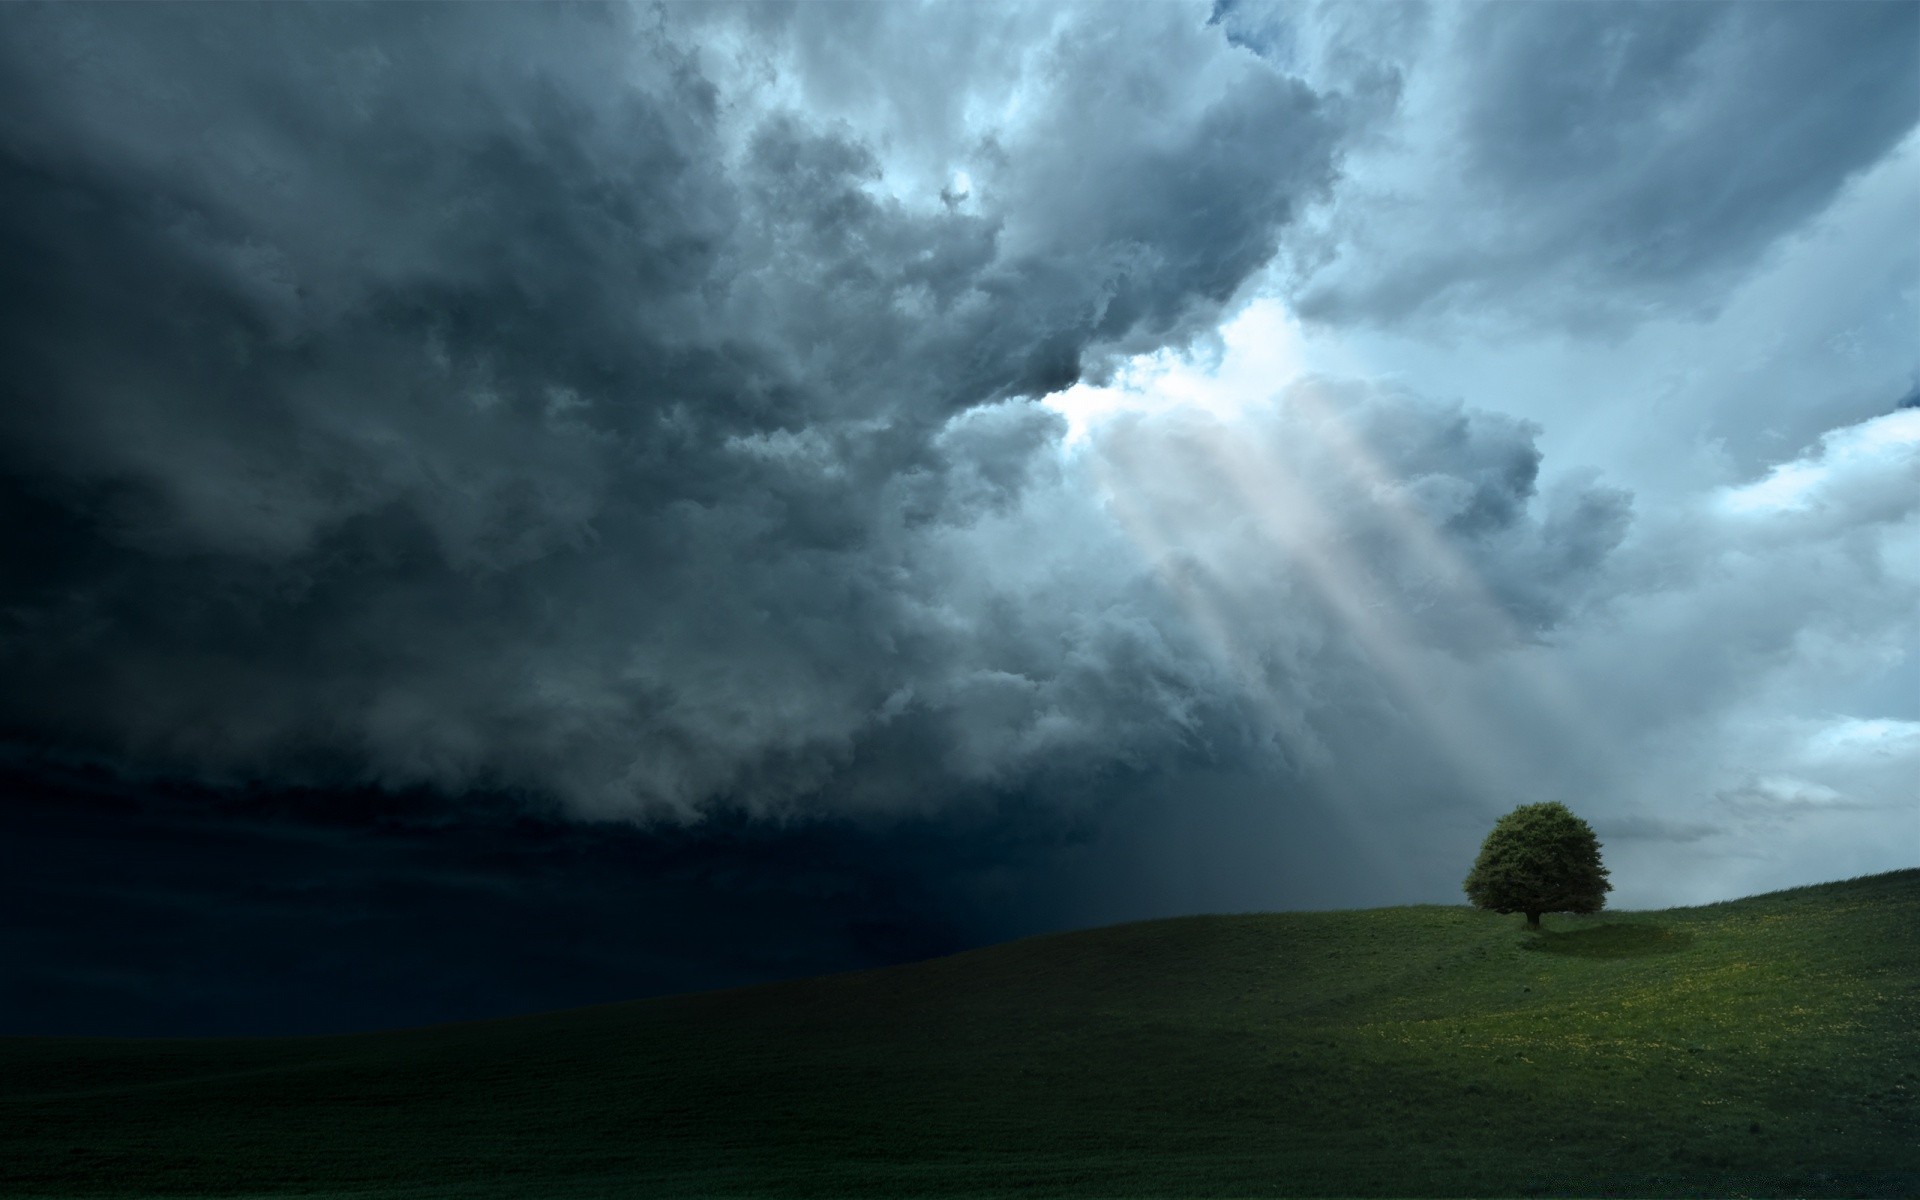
[1093,413,1517,822]
[1279,379,1611,749]
[1089,382,1613,824]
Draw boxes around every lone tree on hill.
[1464,802,1610,929]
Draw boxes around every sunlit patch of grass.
[2,869,1916,1198]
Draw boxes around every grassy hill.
[4,869,1916,1199]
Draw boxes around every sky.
[1,0,1915,1035]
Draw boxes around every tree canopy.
[1464,802,1610,928]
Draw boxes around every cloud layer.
[0,1,1913,909]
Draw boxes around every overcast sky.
[2,0,1915,1034]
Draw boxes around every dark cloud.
[0,2,1373,817]
[1290,0,1920,327]
[6,2,1631,893]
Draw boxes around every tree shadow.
[1523,922,1694,958]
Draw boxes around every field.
[4,869,1916,1198]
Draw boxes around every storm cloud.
[0,0,1637,823]
[0,2,1374,817]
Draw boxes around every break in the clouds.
[1,0,1916,996]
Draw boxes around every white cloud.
[1719,408,1920,518]
[1719,775,1852,815]
[1800,716,1920,766]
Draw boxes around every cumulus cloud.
[0,2,1396,818]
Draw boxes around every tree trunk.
[1526,911,1541,929]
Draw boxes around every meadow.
[4,869,1915,1198]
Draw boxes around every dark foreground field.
[5,870,1917,1199]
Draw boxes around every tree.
[1464,802,1610,929]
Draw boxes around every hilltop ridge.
[5,869,1917,1198]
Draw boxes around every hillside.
[4,869,1917,1199]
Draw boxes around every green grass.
[5,870,1917,1199]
